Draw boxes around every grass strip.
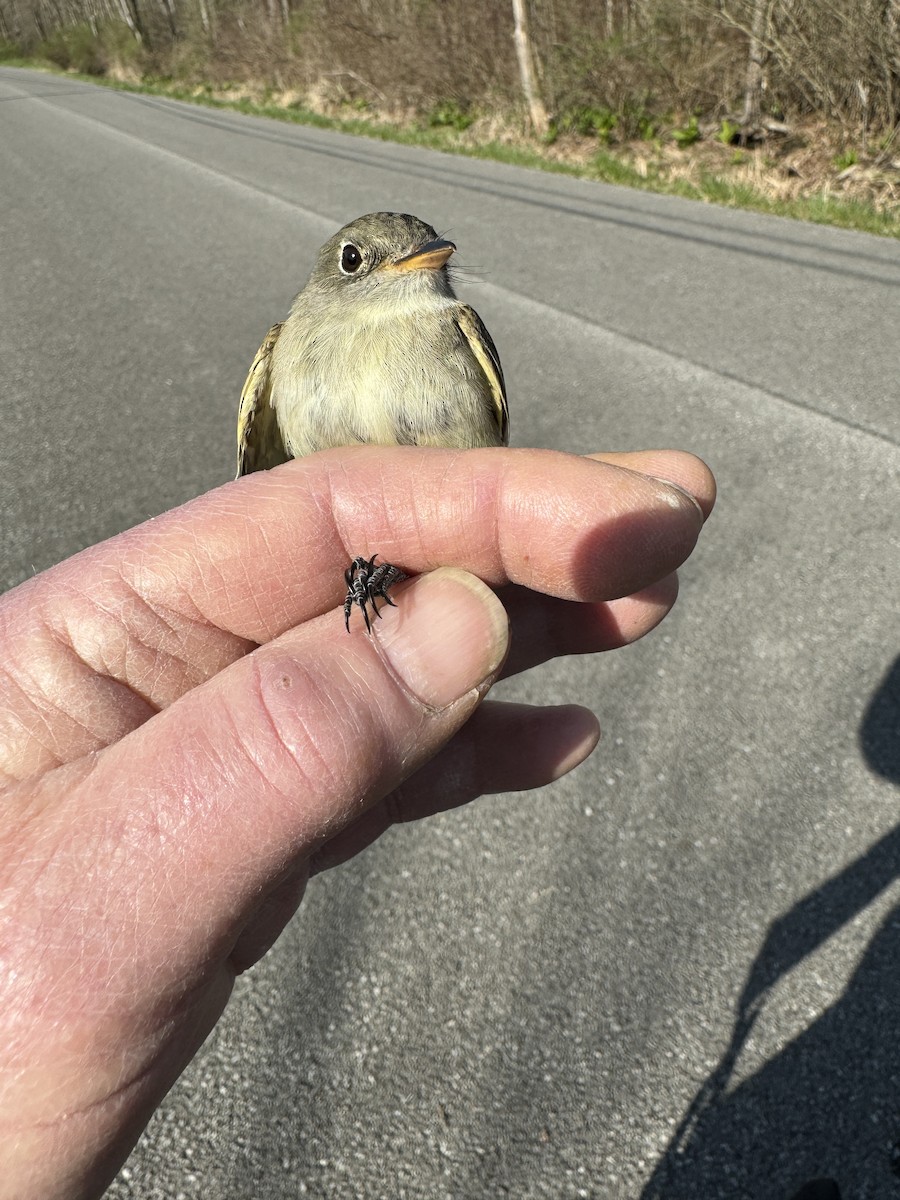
[5,60,898,239]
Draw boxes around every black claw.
[343,554,409,632]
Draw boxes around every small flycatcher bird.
[237,211,509,629]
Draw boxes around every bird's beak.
[387,238,456,273]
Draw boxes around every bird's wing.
[453,305,509,445]
[236,322,291,477]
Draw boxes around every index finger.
[0,446,713,780]
[149,445,711,640]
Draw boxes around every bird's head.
[305,212,457,311]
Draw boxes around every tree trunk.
[511,0,549,137]
[888,0,900,86]
[197,0,211,37]
[33,2,49,40]
[159,0,177,39]
[740,0,774,140]
[116,0,145,43]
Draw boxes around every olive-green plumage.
[237,212,509,477]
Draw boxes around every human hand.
[0,446,714,1199]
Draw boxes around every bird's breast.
[271,305,499,455]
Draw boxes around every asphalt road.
[2,65,899,1200]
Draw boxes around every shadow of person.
[642,656,900,1200]
[860,656,900,784]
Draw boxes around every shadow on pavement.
[860,655,900,785]
[642,655,900,1200]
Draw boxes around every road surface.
[2,65,899,1200]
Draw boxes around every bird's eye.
[340,243,363,274]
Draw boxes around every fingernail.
[548,706,602,780]
[654,478,705,520]
[375,568,509,709]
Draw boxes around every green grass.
[7,60,899,238]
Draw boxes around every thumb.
[3,568,508,1175]
[10,561,511,1022]
[0,568,508,1190]
[74,567,510,957]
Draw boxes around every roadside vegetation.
[1,0,898,236]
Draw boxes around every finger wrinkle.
[41,605,172,736]
[227,652,385,849]
[207,683,310,835]
[56,589,190,703]
[0,623,146,782]
[246,655,337,803]
[238,640,427,848]
[1,553,253,779]
[69,563,252,705]
[0,662,69,781]
[119,513,269,640]
[323,459,378,564]
[121,525,249,636]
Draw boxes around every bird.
[236,211,509,630]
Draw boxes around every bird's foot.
[344,555,409,632]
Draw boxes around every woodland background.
[2,1,898,219]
